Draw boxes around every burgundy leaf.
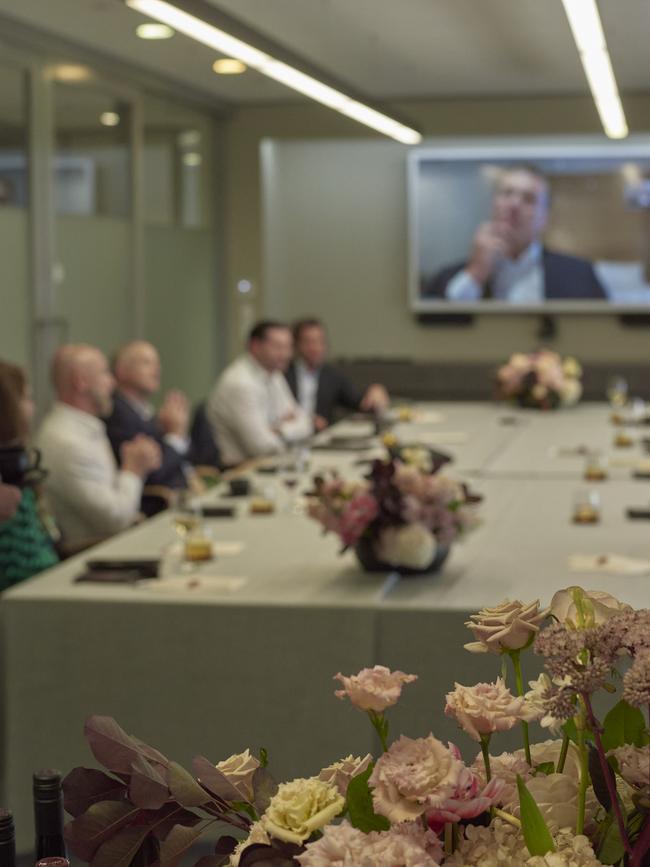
[64,800,141,861]
[90,825,153,867]
[168,762,214,808]
[191,756,242,803]
[194,858,230,867]
[131,735,170,769]
[252,768,277,816]
[85,716,166,776]
[63,767,127,818]
[239,842,303,866]
[157,820,215,866]
[129,754,170,810]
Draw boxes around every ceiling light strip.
[125,0,421,144]
[561,0,628,139]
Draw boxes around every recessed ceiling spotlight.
[182,152,202,167]
[136,22,174,39]
[100,111,121,127]
[49,64,93,83]
[178,129,201,148]
[212,58,246,75]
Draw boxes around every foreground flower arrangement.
[307,457,482,572]
[497,350,583,409]
[63,586,650,866]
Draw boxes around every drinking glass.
[606,376,628,409]
[572,489,601,524]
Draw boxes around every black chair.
[189,401,222,469]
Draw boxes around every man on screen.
[423,165,607,302]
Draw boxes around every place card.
[212,541,245,557]
[569,554,650,576]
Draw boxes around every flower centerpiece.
[307,457,482,575]
[62,585,650,866]
[497,350,583,409]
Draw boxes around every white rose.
[377,524,436,569]
[550,587,631,628]
[562,357,582,379]
[517,773,579,832]
[559,379,582,406]
[229,822,270,867]
[608,745,650,788]
[216,749,260,802]
[261,777,344,844]
[511,353,532,371]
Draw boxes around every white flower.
[559,378,582,406]
[524,674,564,734]
[318,754,373,796]
[523,773,579,832]
[261,777,344,844]
[216,749,260,802]
[550,587,631,628]
[608,744,650,788]
[376,524,436,569]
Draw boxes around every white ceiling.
[0,0,646,110]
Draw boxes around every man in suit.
[423,165,607,302]
[105,341,191,499]
[286,319,389,431]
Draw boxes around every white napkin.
[415,431,470,446]
[212,541,245,557]
[569,553,650,576]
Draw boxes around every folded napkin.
[415,431,469,446]
[569,553,650,576]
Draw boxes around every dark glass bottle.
[33,770,66,860]
[0,809,16,867]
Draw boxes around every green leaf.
[601,700,646,752]
[346,765,389,833]
[562,718,579,744]
[258,748,269,769]
[157,821,213,866]
[167,762,213,808]
[597,815,626,865]
[533,762,555,776]
[517,775,555,857]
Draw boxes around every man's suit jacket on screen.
[285,362,364,426]
[104,391,188,490]
[423,248,607,301]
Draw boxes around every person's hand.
[313,414,329,432]
[120,435,162,477]
[158,390,190,437]
[360,384,390,413]
[0,483,21,523]
[466,221,512,286]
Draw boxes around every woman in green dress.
[0,360,59,589]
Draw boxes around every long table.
[3,402,650,851]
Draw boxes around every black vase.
[354,534,450,576]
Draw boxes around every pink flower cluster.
[497,350,582,408]
[307,478,379,547]
[297,819,443,866]
[393,465,478,545]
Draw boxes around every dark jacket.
[104,391,187,490]
[285,362,363,426]
[423,248,607,300]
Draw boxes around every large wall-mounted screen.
[408,143,650,314]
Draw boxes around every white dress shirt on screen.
[445,241,544,303]
[37,402,143,544]
[295,359,319,418]
[207,354,313,467]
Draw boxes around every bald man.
[37,344,161,545]
[105,342,190,508]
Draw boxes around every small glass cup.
[583,452,608,482]
[572,489,601,524]
[606,376,628,410]
[172,492,201,539]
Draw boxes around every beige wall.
[224,92,650,363]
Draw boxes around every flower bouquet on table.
[497,350,583,409]
[62,585,650,866]
[307,457,482,575]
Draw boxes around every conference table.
[3,401,650,851]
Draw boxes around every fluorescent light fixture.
[136,22,174,39]
[48,64,93,83]
[561,0,628,139]
[125,0,421,144]
[182,152,202,167]
[100,111,121,127]
[213,58,247,75]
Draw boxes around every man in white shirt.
[207,321,312,467]
[38,344,161,546]
[424,166,606,302]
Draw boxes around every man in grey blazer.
[286,319,389,431]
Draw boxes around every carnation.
[297,820,443,867]
[426,745,505,831]
[334,665,417,713]
[318,754,373,796]
[445,677,538,742]
[608,744,650,788]
[261,777,344,844]
[369,734,463,822]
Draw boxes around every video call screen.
[408,146,650,313]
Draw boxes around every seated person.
[105,341,192,508]
[423,165,606,302]
[0,360,58,588]
[286,318,390,430]
[37,344,161,546]
[207,320,312,467]
[189,401,222,470]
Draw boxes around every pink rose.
[317,754,373,796]
[445,677,538,742]
[464,599,550,654]
[334,665,417,713]
[369,734,463,822]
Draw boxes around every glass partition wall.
[0,31,223,413]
